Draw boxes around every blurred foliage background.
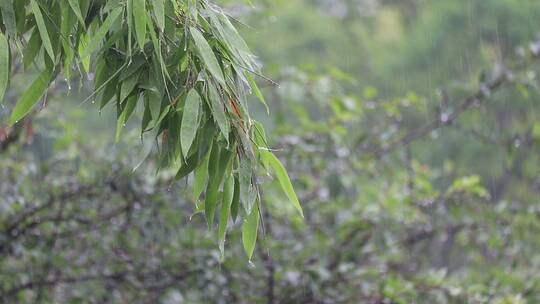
[2,0,540,303]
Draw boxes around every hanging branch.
[0,0,302,258]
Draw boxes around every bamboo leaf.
[218,173,234,257]
[175,153,199,181]
[80,7,123,58]
[116,94,139,142]
[205,144,232,228]
[133,0,147,50]
[247,74,269,114]
[67,0,86,26]
[30,0,55,61]
[190,26,226,86]
[0,32,9,104]
[181,89,201,157]
[152,0,165,31]
[204,143,221,228]
[10,68,52,125]
[193,147,210,202]
[239,156,256,214]
[120,70,141,102]
[208,83,230,142]
[261,151,304,217]
[0,0,17,37]
[242,202,259,261]
[231,174,240,222]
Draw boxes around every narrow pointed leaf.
[193,147,210,201]
[152,0,165,31]
[190,27,225,86]
[204,143,221,228]
[80,7,123,58]
[231,175,240,222]
[0,0,17,37]
[247,74,269,114]
[261,151,304,217]
[239,156,255,214]
[181,89,201,157]
[67,0,86,26]
[208,83,230,141]
[133,0,147,50]
[218,173,234,256]
[242,202,259,261]
[0,32,9,104]
[10,68,52,125]
[30,0,55,61]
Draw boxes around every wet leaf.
[190,26,226,86]
[181,89,201,157]
[10,68,52,125]
[242,202,259,261]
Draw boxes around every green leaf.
[67,0,86,26]
[175,153,199,181]
[133,0,147,50]
[0,0,17,37]
[239,156,256,214]
[242,202,259,261]
[231,175,240,222]
[205,144,232,228]
[218,173,234,257]
[141,95,152,133]
[181,89,201,157]
[208,83,230,142]
[10,68,52,125]
[116,94,139,142]
[30,0,55,61]
[247,74,269,114]
[253,120,268,149]
[190,26,226,86]
[0,32,10,104]
[193,147,210,202]
[80,7,123,58]
[204,143,221,228]
[152,0,165,31]
[120,70,141,102]
[261,151,304,217]
[23,29,41,68]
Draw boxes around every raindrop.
[514,139,521,149]
[440,112,450,124]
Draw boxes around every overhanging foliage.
[0,0,302,259]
